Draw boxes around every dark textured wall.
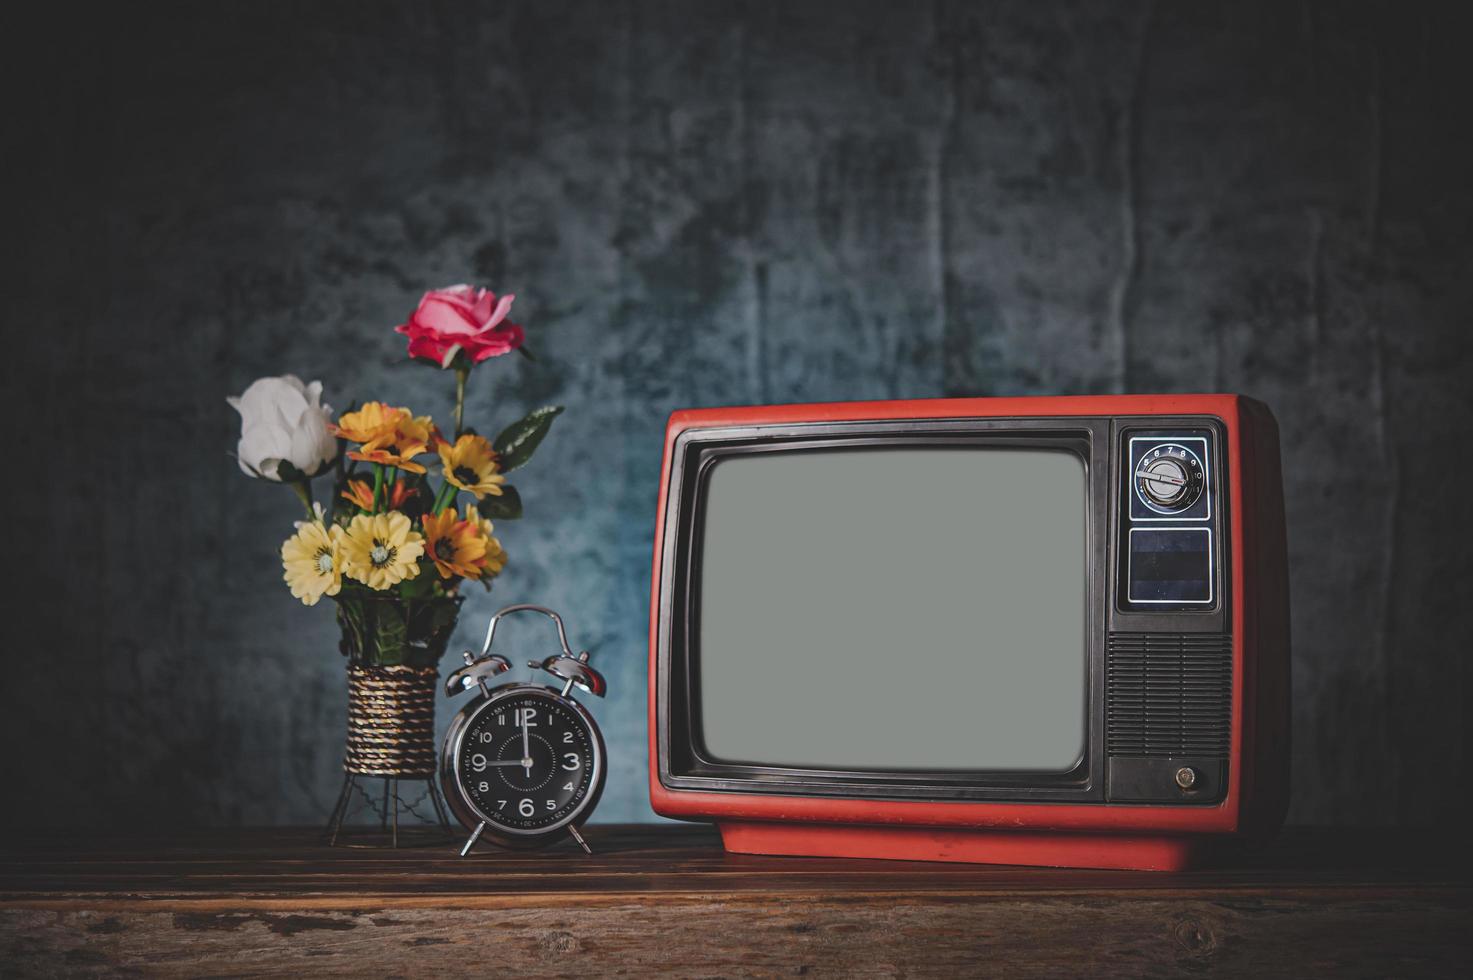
[3,1,1470,828]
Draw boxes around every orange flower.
[421,509,488,580]
[348,446,427,473]
[337,403,435,473]
[342,477,415,511]
[341,477,416,512]
[397,413,438,448]
[349,429,431,473]
[333,401,405,445]
[462,503,508,579]
[341,479,375,511]
[388,478,414,510]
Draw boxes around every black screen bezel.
[655,418,1111,802]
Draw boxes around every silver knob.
[1134,443,1204,512]
[1140,457,1191,506]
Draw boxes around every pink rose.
[395,284,525,368]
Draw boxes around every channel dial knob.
[1134,443,1205,513]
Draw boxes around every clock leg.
[568,824,593,855]
[460,821,487,857]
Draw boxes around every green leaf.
[477,485,523,520]
[492,405,564,473]
[397,571,437,600]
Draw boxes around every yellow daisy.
[462,503,508,579]
[281,520,344,606]
[341,511,425,590]
[422,508,488,580]
[438,434,505,499]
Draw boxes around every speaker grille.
[1106,632,1232,757]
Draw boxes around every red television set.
[647,395,1289,870]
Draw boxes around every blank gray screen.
[698,447,1086,771]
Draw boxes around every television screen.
[697,447,1087,772]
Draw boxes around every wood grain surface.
[2,825,1469,977]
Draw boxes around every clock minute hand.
[521,708,532,776]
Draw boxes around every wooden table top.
[2,825,1469,977]
[1,823,1468,909]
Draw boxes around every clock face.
[454,688,601,834]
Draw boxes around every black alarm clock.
[440,604,608,856]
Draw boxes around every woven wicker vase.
[334,593,464,779]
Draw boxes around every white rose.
[227,375,339,481]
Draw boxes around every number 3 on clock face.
[442,685,606,846]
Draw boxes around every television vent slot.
[1106,632,1231,757]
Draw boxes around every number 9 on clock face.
[442,687,606,845]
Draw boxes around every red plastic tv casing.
[648,395,1290,870]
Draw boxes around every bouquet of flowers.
[227,285,562,667]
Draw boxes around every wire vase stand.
[323,663,455,848]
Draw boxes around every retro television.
[647,395,1289,870]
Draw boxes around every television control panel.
[1118,428,1220,611]
[1107,424,1229,805]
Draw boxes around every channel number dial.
[458,690,598,833]
[1134,442,1205,514]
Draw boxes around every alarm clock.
[440,604,608,856]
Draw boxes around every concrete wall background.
[3,1,1470,828]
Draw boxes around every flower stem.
[453,364,469,438]
[371,464,384,513]
[433,480,457,515]
[289,480,316,522]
